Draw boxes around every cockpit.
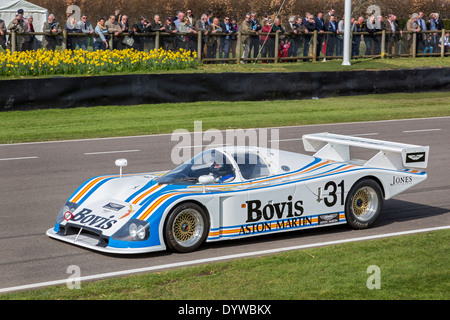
[156,148,272,185]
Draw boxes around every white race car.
[47,133,429,254]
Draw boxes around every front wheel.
[164,202,209,253]
[345,179,384,229]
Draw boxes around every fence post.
[237,31,242,64]
[312,30,318,62]
[381,30,386,58]
[11,30,16,53]
[441,29,445,58]
[274,32,279,63]
[412,32,416,58]
[197,30,202,62]
[62,29,67,51]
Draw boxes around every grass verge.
[2,229,448,300]
[1,91,449,144]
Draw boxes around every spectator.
[262,12,272,26]
[206,17,221,59]
[186,9,194,25]
[240,13,252,60]
[42,14,61,51]
[206,11,214,26]
[373,15,384,55]
[185,9,197,53]
[23,15,37,51]
[76,14,94,50]
[324,9,335,23]
[337,15,345,56]
[219,16,233,59]
[174,11,184,30]
[130,24,143,51]
[195,14,209,56]
[117,15,131,50]
[114,10,122,23]
[385,14,402,56]
[314,12,325,56]
[174,12,188,50]
[105,15,122,49]
[249,12,262,58]
[65,17,81,50]
[285,16,297,57]
[365,16,376,55]
[433,13,444,31]
[136,17,150,50]
[93,17,109,51]
[229,17,239,58]
[405,13,421,55]
[325,15,338,57]
[417,12,427,52]
[423,33,434,54]
[7,14,25,51]
[0,18,6,50]
[163,16,177,51]
[352,16,366,56]
[303,14,315,58]
[260,19,273,62]
[438,32,450,53]
[272,18,284,34]
[177,17,196,51]
[279,38,290,60]
[294,16,306,57]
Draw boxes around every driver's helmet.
[211,161,234,182]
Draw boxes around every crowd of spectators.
[1,7,449,60]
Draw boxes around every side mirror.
[198,175,214,185]
[115,158,128,178]
[198,175,214,192]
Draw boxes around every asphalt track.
[1,117,449,293]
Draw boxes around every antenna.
[115,158,128,178]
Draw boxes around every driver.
[210,161,235,183]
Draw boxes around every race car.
[47,132,429,254]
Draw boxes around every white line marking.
[270,138,303,142]
[1,116,449,147]
[178,144,230,149]
[403,128,442,133]
[1,225,448,294]
[84,150,140,155]
[0,156,39,161]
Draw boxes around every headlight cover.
[56,201,79,224]
[111,219,150,241]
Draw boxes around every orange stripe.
[132,184,162,204]
[140,193,175,220]
[72,176,110,203]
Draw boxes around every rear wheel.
[164,202,209,253]
[345,179,383,229]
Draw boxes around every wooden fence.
[6,28,449,62]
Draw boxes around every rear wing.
[302,132,429,170]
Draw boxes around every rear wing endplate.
[302,132,429,170]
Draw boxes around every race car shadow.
[378,198,448,227]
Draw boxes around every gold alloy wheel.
[172,208,204,247]
[351,186,379,221]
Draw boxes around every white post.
[342,0,352,65]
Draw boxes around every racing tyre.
[164,202,209,253]
[345,179,383,229]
